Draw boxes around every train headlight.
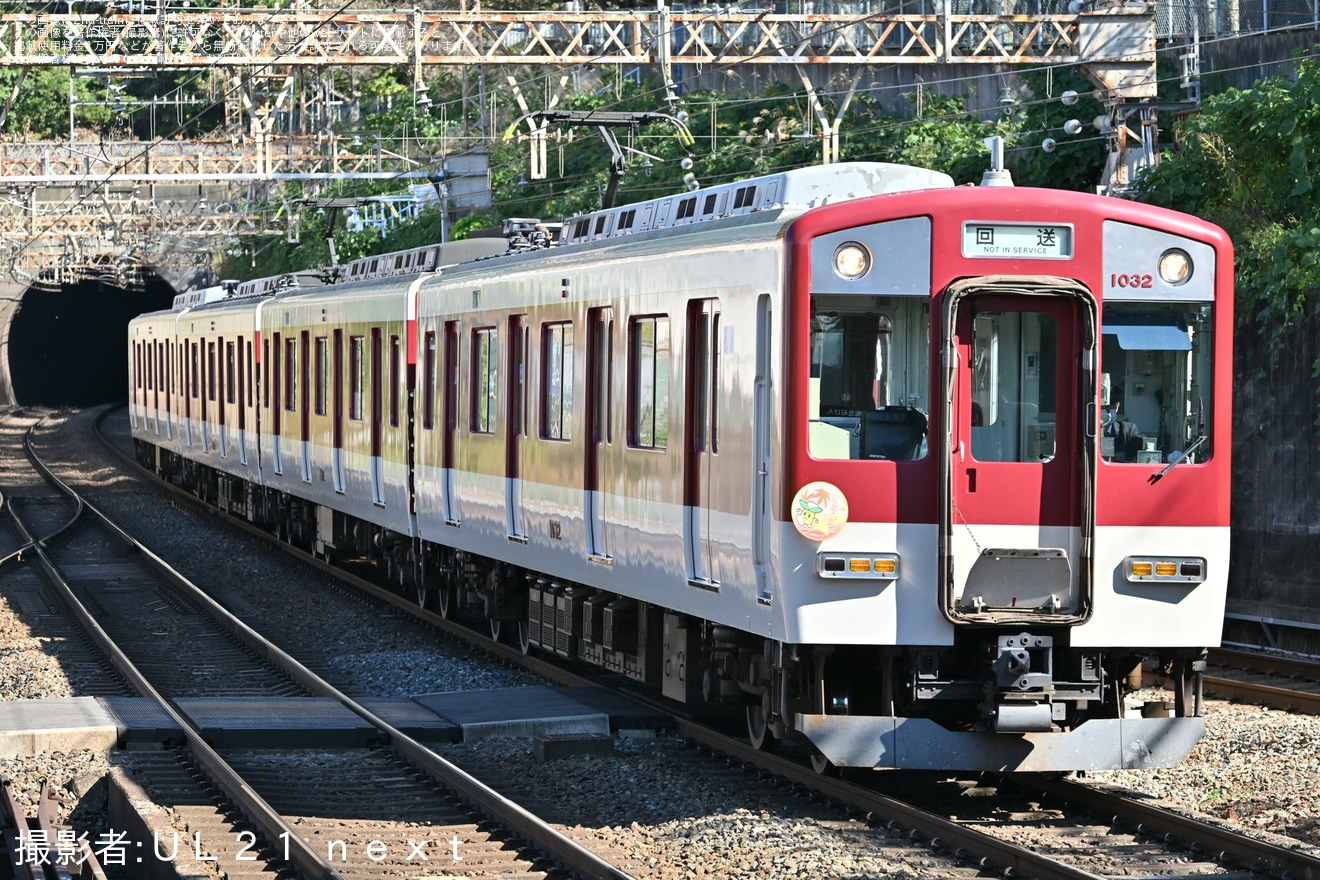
[1124,556,1206,584]
[832,242,871,280]
[1158,248,1192,285]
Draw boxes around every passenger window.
[808,295,928,460]
[628,316,670,449]
[542,322,573,441]
[470,327,498,434]
[1100,302,1214,464]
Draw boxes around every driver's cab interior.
[808,294,929,461]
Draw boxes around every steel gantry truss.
[0,1,1157,287]
[0,6,1151,72]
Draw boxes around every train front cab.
[777,187,1232,771]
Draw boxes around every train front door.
[940,278,1097,624]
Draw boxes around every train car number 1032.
[1110,272,1154,289]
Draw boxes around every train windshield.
[808,294,929,461]
[1100,302,1214,464]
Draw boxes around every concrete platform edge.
[108,767,213,880]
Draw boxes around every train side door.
[236,337,247,464]
[505,315,528,541]
[165,340,174,440]
[332,329,345,492]
[684,298,720,588]
[752,295,772,603]
[584,307,613,562]
[271,333,283,474]
[940,280,1097,624]
[300,330,312,482]
[370,328,384,505]
[441,321,460,524]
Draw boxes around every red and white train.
[129,158,1232,772]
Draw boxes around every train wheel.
[435,582,455,619]
[488,616,504,643]
[809,749,840,777]
[434,553,462,620]
[746,702,779,753]
[415,584,432,611]
[517,619,531,655]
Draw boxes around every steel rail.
[101,409,1301,880]
[1022,775,1320,880]
[64,412,636,880]
[12,423,347,880]
[95,410,1107,880]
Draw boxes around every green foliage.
[1004,67,1109,191]
[1136,47,1320,335]
[1134,46,1320,423]
[450,214,494,239]
[0,68,111,138]
[236,70,1111,280]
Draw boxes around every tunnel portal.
[7,274,177,407]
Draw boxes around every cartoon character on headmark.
[792,481,849,540]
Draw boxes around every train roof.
[160,161,954,315]
[556,161,954,247]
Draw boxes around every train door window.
[236,338,245,431]
[508,318,527,438]
[687,302,720,454]
[272,334,283,428]
[1100,302,1213,464]
[284,337,297,412]
[349,335,365,420]
[208,342,217,402]
[226,341,236,404]
[315,336,328,416]
[246,340,253,406]
[262,339,270,408]
[470,326,498,434]
[190,342,199,398]
[422,331,437,430]
[969,310,1057,463]
[443,322,459,457]
[628,316,670,449]
[371,329,383,451]
[389,334,401,428]
[808,295,928,460]
[541,322,573,441]
[333,330,344,449]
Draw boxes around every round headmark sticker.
[791,481,849,540]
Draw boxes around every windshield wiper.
[1148,435,1208,485]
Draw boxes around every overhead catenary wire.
[11,3,1320,275]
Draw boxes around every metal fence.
[1159,0,1320,39]
[685,2,1320,40]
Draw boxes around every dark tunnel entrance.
[8,274,177,407]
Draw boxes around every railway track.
[1201,647,1320,713]
[73,404,1320,880]
[0,408,635,880]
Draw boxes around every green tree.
[1135,48,1320,334]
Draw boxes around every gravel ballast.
[2,405,1318,879]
